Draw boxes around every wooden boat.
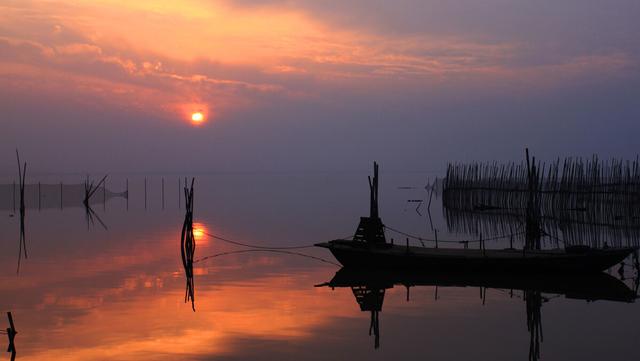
[316,240,636,273]
[316,162,638,273]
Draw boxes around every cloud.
[0,0,637,140]
[0,0,638,181]
[0,33,287,121]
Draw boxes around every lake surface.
[1,173,638,360]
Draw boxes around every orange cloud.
[0,0,633,123]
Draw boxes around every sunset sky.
[1,0,639,173]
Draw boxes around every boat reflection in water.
[316,267,637,360]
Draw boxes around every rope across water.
[202,231,322,250]
[193,231,351,266]
[194,249,341,266]
[194,224,528,267]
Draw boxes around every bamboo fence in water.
[443,156,640,248]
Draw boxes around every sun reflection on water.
[192,222,208,244]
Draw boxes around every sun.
[191,112,204,123]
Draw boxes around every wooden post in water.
[181,177,196,311]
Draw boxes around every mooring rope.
[192,231,351,266]
[196,222,540,268]
[194,249,342,266]
[384,224,524,245]
[203,224,524,253]
[202,231,353,250]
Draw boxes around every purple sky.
[1,0,639,174]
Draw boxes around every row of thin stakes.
[443,155,640,248]
[180,178,196,311]
[4,178,195,211]
[444,155,640,199]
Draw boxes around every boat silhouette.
[316,162,637,273]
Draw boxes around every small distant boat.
[316,162,637,273]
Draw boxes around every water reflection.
[2,312,17,361]
[318,267,637,358]
[84,204,108,231]
[443,155,640,249]
[2,173,640,360]
[16,200,27,275]
[180,178,196,311]
[16,153,28,275]
[525,290,542,361]
[192,223,208,244]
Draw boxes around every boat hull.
[316,240,636,273]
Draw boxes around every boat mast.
[369,162,380,219]
[354,162,386,244]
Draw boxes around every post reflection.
[1,173,640,360]
[318,267,637,358]
[2,312,17,361]
[351,285,384,349]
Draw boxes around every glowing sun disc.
[191,112,204,123]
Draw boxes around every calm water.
[1,173,638,360]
